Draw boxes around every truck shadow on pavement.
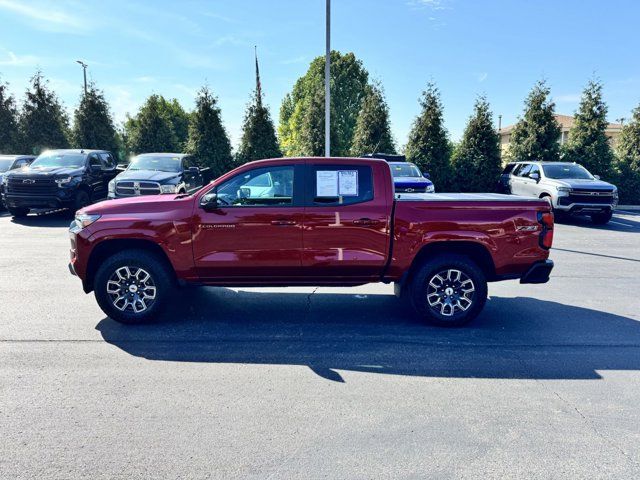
[96,288,640,383]
[555,212,640,232]
[7,209,71,228]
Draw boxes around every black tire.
[94,249,174,324]
[72,190,91,214]
[8,206,29,218]
[408,254,488,327]
[591,210,613,225]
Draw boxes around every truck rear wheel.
[409,254,487,327]
[94,249,173,324]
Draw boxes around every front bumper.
[520,260,554,284]
[4,190,76,209]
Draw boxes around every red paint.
[71,157,552,291]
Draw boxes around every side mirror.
[530,172,540,182]
[200,192,218,212]
[238,187,251,199]
[188,166,200,174]
[423,172,430,179]
[594,174,601,180]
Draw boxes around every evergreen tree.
[186,86,233,178]
[562,79,614,177]
[71,82,119,156]
[20,71,70,154]
[125,94,177,154]
[614,104,640,204]
[350,84,395,156]
[0,79,21,153]
[278,51,369,156]
[451,96,501,192]
[405,82,453,190]
[161,98,190,150]
[508,80,561,162]
[236,53,282,163]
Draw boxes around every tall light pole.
[76,60,88,95]
[325,0,331,157]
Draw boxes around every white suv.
[499,161,618,225]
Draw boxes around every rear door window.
[306,165,373,206]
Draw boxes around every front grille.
[396,186,427,193]
[559,192,614,206]
[115,180,161,197]
[7,176,58,196]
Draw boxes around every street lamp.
[76,60,88,95]
[325,0,330,157]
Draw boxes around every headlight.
[1,176,7,186]
[55,176,73,186]
[556,186,572,194]
[74,213,101,229]
[426,184,435,193]
[108,180,115,193]
[160,184,177,194]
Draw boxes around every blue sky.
[0,0,639,150]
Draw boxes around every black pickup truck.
[0,155,36,209]
[2,149,118,217]
[108,153,206,199]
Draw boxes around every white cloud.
[0,49,41,67]
[477,72,488,82]
[0,0,89,33]
[134,76,157,83]
[407,0,447,10]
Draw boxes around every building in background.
[499,114,623,158]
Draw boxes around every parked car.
[0,155,36,209]
[389,161,435,193]
[69,157,554,327]
[108,153,206,199]
[2,149,118,218]
[501,161,618,224]
[362,153,435,193]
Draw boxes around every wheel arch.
[403,241,496,288]
[84,238,175,293]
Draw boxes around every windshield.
[390,163,422,178]
[0,157,15,172]
[542,164,593,180]
[128,155,181,172]
[31,152,86,169]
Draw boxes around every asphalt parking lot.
[1,209,639,479]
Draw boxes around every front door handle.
[271,220,297,226]
[353,218,380,226]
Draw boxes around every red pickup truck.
[69,157,554,327]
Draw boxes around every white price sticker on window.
[316,170,338,197]
[338,170,358,196]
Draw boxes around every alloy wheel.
[106,266,157,313]
[426,269,475,316]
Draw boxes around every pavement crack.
[513,350,639,467]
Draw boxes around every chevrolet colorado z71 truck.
[69,157,554,327]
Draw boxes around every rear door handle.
[271,220,297,226]
[353,218,380,226]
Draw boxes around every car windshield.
[542,164,593,180]
[30,152,86,168]
[128,156,181,172]
[391,163,422,178]
[0,157,15,172]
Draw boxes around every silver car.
[501,161,618,224]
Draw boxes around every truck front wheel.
[409,254,487,327]
[94,249,173,324]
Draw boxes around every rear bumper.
[520,259,554,284]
